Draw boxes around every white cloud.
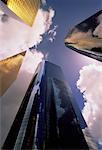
[48,25,58,42]
[77,62,102,145]
[27,8,55,46]
[0,8,55,60]
[41,0,47,5]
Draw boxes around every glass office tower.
[0,0,40,26]
[2,61,89,149]
[65,10,102,62]
[0,51,25,96]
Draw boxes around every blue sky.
[0,0,102,147]
[0,0,101,110]
[39,0,101,110]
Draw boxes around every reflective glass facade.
[1,0,40,26]
[2,61,89,149]
[65,10,102,62]
[0,51,25,96]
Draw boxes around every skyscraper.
[65,10,102,62]
[0,51,26,96]
[2,61,89,149]
[0,0,40,26]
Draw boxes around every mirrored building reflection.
[0,0,40,26]
[2,61,89,149]
[0,51,26,96]
[65,10,102,62]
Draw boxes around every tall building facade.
[0,0,40,26]
[0,51,26,96]
[65,10,102,62]
[2,61,89,149]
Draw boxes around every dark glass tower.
[2,61,89,149]
[65,10,102,62]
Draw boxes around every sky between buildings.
[39,0,101,110]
